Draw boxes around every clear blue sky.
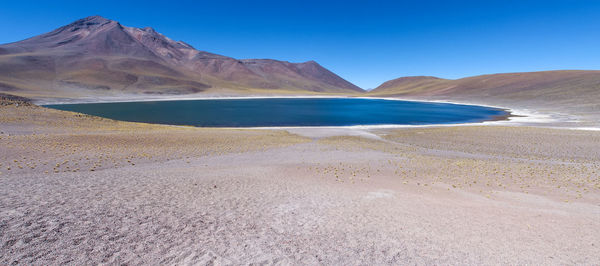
[1,0,599,89]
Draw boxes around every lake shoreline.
[31,92,600,131]
[42,97,516,129]
[2,102,599,264]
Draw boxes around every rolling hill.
[0,16,363,100]
[370,70,600,117]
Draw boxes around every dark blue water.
[44,98,507,127]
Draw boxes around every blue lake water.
[44,98,508,127]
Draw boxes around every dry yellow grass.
[1,100,600,264]
[2,102,598,204]
[0,104,310,176]
[315,128,600,203]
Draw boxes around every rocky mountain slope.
[0,16,363,99]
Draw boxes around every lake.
[44,98,508,127]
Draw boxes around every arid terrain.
[1,14,599,265]
[368,70,600,128]
[1,95,599,264]
[0,16,363,101]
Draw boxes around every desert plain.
[1,93,599,265]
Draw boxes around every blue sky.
[1,0,599,89]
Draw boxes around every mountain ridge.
[0,16,363,99]
[369,70,600,117]
[371,70,600,96]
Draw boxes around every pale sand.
[1,103,599,264]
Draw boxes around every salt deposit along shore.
[1,99,599,265]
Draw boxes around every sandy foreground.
[1,102,599,265]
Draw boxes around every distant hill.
[0,16,363,99]
[370,70,600,115]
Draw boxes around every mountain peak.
[0,16,363,94]
[67,15,115,28]
[83,15,111,22]
[53,15,120,36]
[301,60,320,66]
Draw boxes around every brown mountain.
[370,70,600,116]
[0,16,363,99]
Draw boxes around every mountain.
[371,76,449,96]
[0,16,363,99]
[370,70,600,115]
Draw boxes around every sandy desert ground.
[1,98,599,265]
